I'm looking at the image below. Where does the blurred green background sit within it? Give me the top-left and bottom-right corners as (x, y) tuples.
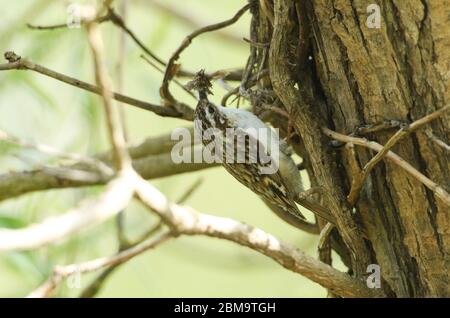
(0, 0), (343, 297)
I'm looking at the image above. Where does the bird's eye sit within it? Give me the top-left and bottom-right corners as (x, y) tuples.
(207, 105), (215, 114)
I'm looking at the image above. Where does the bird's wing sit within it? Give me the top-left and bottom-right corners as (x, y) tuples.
(220, 125), (306, 221)
(219, 106), (293, 156)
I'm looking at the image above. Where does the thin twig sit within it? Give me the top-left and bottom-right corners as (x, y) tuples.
(28, 231), (172, 298)
(114, 0), (130, 250)
(426, 130), (450, 152)
(160, 4), (250, 112)
(0, 129), (113, 177)
(176, 178), (204, 204)
(323, 127), (450, 207)
(346, 105), (450, 205)
(143, 0), (245, 45)
(221, 69), (269, 106)
(27, 15), (110, 30)
(27, 8), (173, 75)
(243, 37), (270, 48)
(87, 20), (130, 170)
(0, 147), (214, 202)
(79, 220), (164, 298)
(140, 54), (196, 99)
(318, 223), (335, 253)
(106, 9), (168, 69)
(107, 7), (243, 82)
(317, 222), (335, 297)
(239, 11), (258, 97)
(96, 126), (198, 161)
(354, 120), (404, 135)
(0, 52), (183, 118)
(27, 8), (244, 84)
(115, 0), (129, 140)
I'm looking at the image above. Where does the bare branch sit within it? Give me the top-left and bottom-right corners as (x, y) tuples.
(14, 169), (381, 298)
(347, 105), (450, 205)
(27, 231), (171, 298)
(426, 130), (450, 153)
(140, 54), (196, 100)
(6, 163), (380, 298)
(134, 176), (384, 298)
(113, 0), (130, 250)
(0, 129), (113, 177)
(354, 120), (404, 135)
(27, 8), (243, 84)
(0, 52), (182, 118)
(27, 15), (110, 30)
(86, 18), (130, 170)
(98, 126), (197, 160)
(160, 4), (250, 113)
(318, 222), (335, 297)
(105, 8), (243, 82)
(79, 176), (200, 298)
(176, 178), (203, 204)
(0, 170), (135, 252)
(0, 147), (215, 202)
(79, 218), (164, 298)
(323, 128), (450, 207)
(143, 0), (245, 45)
(115, 0), (129, 140)
(318, 223), (335, 252)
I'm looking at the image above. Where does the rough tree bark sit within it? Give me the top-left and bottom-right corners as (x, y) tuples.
(251, 0), (449, 297)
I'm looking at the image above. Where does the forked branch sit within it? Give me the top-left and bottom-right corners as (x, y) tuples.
(323, 127), (450, 207)
(160, 4), (250, 113)
(344, 105), (450, 205)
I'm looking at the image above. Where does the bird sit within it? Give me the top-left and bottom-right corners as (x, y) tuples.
(186, 70), (335, 231)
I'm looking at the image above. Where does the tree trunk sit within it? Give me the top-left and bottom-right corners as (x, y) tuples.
(252, 0), (449, 297)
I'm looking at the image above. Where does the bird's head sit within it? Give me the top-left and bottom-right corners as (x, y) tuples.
(185, 69), (213, 100)
(187, 70), (230, 132)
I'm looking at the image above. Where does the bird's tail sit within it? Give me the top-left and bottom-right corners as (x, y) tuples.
(295, 197), (336, 225)
(260, 198), (319, 234)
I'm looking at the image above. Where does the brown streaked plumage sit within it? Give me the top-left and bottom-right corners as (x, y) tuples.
(188, 70), (335, 229)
